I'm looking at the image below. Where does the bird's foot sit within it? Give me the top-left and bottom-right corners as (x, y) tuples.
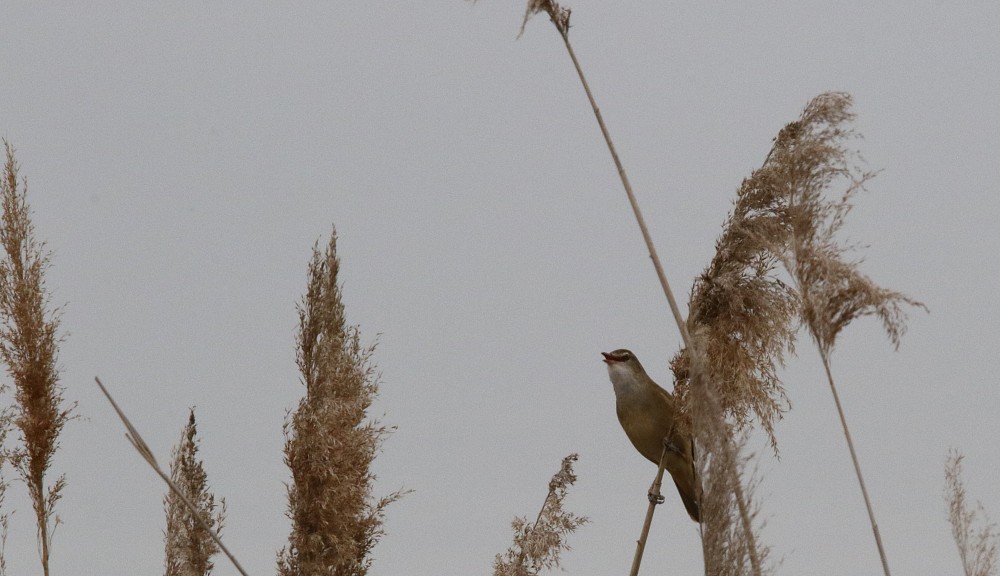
(662, 436), (681, 455)
(647, 491), (665, 505)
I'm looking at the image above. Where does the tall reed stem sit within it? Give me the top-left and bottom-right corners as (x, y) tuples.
(629, 446), (668, 576)
(542, 9), (764, 574)
(819, 355), (892, 576)
(549, 15), (689, 348)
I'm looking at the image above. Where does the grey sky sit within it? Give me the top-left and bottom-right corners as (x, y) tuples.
(1, 1), (998, 575)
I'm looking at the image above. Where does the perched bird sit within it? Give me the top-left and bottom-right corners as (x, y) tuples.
(602, 348), (700, 522)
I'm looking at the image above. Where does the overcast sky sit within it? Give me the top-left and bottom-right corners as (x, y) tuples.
(1, 1), (999, 575)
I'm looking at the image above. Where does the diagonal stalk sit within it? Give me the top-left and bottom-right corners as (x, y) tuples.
(95, 378), (250, 576)
(540, 8), (766, 575)
(629, 445), (668, 576)
(818, 354), (892, 576)
(548, 15), (689, 349)
(515, 484), (557, 573)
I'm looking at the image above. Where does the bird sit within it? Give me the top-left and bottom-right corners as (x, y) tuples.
(602, 348), (700, 522)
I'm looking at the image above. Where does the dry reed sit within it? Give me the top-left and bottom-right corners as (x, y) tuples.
(687, 341), (771, 576)
(776, 92), (923, 576)
(518, 0), (691, 341)
(500, 4), (924, 575)
(163, 409), (226, 576)
(627, 448), (669, 576)
(945, 451), (999, 576)
(673, 128), (800, 450)
(682, 93), (923, 576)
(277, 228), (404, 576)
(95, 378), (249, 576)
(514, 4), (772, 574)
(773, 93), (923, 357)
(0, 141), (73, 576)
(493, 454), (588, 576)
(0, 414), (8, 576)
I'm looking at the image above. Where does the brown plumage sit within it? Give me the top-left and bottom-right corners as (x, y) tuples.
(602, 349), (700, 522)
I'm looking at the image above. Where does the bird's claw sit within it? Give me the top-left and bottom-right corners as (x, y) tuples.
(662, 436), (681, 455)
(647, 491), (665, 505)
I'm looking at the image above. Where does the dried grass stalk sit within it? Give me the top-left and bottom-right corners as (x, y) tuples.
(677, 93), (924, 576)
(277, 228), (404, 576)
(779, 92), (925, 576)
(494, 454), (588, 576)
(518, 0), (571, 37)
(95, 378), (249, 576)
(945, 451), (999, 576)
(516, 4), (772, 573)
(164, 409), (227, 576)
(0, 412), (8, 576)
(0, 141), (74, 576)
(512, 4), (920, 573)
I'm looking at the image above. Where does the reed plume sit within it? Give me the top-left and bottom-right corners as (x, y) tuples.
(945, 451), (999, 576)
(493, 454), (588, 576)
(673, 127), (800, 449)
(777, 92), (923, 576)
(686, 339), (771, 576)
(163, 409), (226, 576)
(0, 141), (74, 576)
(773, 93), (923, 357)
(278, 228), (404, 576)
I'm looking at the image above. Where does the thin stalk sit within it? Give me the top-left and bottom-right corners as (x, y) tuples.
(729, 439), (762, 575)
(629, 445), (668, 576)
(95, 378), (250, 576)
(549, 17), (690, 349)
(819, 355), (892, 576)
(515, 486), (557, 573)
(549, 12), (764, 576)
(545, 11), (764, 575)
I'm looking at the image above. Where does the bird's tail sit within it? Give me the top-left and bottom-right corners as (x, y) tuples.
(673, 478), (701, 523)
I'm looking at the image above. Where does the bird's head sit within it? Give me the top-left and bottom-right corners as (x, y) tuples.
(601, 348), (647, 386)
(601, 348), (635, 365)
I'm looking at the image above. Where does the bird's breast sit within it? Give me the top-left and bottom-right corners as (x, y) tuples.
(616, 395), (676, 465)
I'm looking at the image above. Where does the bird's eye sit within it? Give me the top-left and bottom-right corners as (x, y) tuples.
(621, 352), (631, 361)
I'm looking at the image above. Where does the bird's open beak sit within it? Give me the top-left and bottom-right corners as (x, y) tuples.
(601, 351), (615, 364)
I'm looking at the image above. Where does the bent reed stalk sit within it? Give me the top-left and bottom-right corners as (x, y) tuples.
(514, 3), (771, 575)
(517, 3), (764, 574)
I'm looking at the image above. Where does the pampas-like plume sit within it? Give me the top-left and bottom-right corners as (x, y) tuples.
(163, 409), (226, 576)
(778, 92), (923, 576)
(677, 93), (923, 576)
(687, 339), (771, 576)
(775, 93), (924, 356)
(945, 451), (999, 576)
(673, 123), (801, 448)
(493, 454), (588, 576)
(278, 228), (404, 576)
(0, 141), (74, 576)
